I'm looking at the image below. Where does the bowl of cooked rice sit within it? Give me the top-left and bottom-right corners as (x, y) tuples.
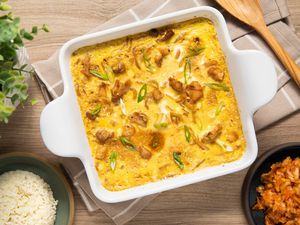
(0, 152), (74, 225)
(242, 143), (300, 225)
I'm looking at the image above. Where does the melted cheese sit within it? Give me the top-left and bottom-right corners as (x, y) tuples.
(70, 18), (246, 191)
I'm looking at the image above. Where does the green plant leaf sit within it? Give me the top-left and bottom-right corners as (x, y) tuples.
(31, 26), (38, 35)
(22, 31), (34, 40)
(30, 98), (38, 105)
(0, 1), (48, 123)
(42, 24), (49, 32)
(0, 2), (11, 11)
(0, 18), (19, 42)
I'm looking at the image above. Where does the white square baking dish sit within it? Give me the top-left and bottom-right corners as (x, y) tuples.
(40, 6), (277, 203)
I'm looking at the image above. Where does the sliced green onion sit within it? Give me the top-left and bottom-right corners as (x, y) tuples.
(150, 135), (160, 149)
(143, 53), (154, 73)
(154, 122), (168, 129)
(204, 82), (229, 92)
(90, 104), (101, 116)
(119, 98), (127, 115)
(89, 70), (109, 80)
(184, 47), (205, 59)
(184, 125), (191, 143)
(196, 118), (203, 131)
(173, 152), (184, 170)
(109, 151), (117, 171)
(103, 65), (115, 82)
(119, 136), (136, 150)
(137, 84), (147, 103)
(215, 101), (225, 116)
(183, 58), (191, 84)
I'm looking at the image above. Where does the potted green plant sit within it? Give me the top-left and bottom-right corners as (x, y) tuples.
(0, 0), (48, 123)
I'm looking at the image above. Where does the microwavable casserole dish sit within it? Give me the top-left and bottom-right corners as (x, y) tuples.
(40, 6), (277, 203)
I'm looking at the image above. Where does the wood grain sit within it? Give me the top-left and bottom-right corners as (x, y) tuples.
(217, 0), (300, 87)
(0, 1), (299, 225)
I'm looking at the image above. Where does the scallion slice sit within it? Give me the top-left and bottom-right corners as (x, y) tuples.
(183, 58), (191, 84)
(204, 82), (229, 92)
(109, 151), (117, 171)
(184, 125), (191, 143)
(215, 101), (225, 116)
(89, 70), (109, 80)
(137, 84), (147, 103)
(173, 152), (184, 170)
(119, 136), (136, 151)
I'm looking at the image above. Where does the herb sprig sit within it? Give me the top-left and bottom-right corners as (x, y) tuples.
(0, 1), (49, 123)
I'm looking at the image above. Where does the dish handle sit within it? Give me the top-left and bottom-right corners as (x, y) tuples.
(40, 94), (86, 158)
(228, 50), (278, 115)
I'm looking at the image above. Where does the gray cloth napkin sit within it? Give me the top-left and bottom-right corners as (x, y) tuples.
(32, 0), (300, 224)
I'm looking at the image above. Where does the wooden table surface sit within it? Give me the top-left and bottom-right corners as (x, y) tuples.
(0, 0), (300, 224)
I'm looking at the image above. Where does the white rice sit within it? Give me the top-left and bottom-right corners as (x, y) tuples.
(0, 170), (58, 225)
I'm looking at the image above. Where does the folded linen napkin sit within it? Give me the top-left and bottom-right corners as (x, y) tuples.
(32, 0), (300, 224)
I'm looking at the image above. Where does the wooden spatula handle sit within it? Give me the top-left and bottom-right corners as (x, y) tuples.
(256, 25), (300, 87)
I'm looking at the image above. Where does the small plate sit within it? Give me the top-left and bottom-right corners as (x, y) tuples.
(0, 152), (74, 225)
(242, 142), (300, 225)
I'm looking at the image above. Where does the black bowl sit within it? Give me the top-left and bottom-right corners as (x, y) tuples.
(242, 142), (300, 225)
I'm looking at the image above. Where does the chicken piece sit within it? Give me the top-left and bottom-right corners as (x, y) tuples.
(99, 82), (108, 98)
(112, 62), (126, 74)
(138, 146), (152, 160)
(154, 53), (163, 67)
(159, 46), (170, 56)
(86, 112), (96, 121)
(169, 77), (184, 93)
(122, 124), (136, 137)
(75, 84), (81, 96)
(80, 55), (91, 77)
(207, 66), (224, 82)
(154, 47), (170, 67)
(157, 29), (174, 42)
(226, 132), (239, 143)
(149, 28), (160, 37)
(185, 81), (203, 104)
(151, 89), (164, 102)
(96, 130), (114, 144)
(170, 112), (182, 125)
(149, 132), (164, 151)
(204, 59), (218, 67)
(202, 124), (222, 144)
(174, 32), (186, 43)
(129, 112), (148, 127)
(111, 79), (131, 103)
(132, 47), (141, 69)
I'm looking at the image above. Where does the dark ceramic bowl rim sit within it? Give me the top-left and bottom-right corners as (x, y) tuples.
(0, 152), (75, 225)
(242, 142), (300, 225)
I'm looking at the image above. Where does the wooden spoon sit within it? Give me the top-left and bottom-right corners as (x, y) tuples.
(216, 0), (300, 87)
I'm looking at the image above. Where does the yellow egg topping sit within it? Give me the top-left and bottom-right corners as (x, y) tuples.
(70, 18), (246, 191)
